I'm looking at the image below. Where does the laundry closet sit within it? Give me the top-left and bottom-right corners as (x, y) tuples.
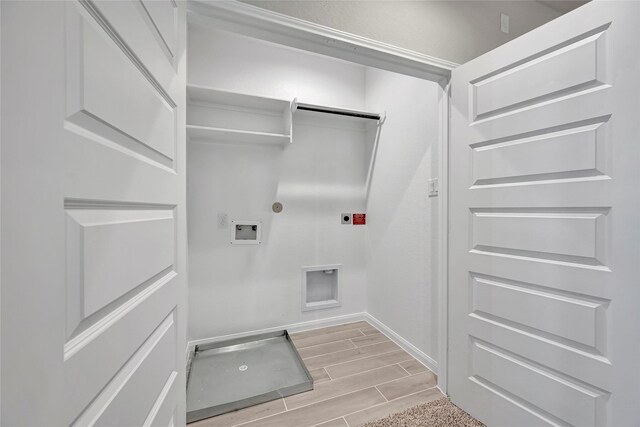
(183, 16), (443, 420)
(186, 24), (441, 349)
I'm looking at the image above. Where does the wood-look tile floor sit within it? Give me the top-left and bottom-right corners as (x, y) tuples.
(190, 321), (445, 427)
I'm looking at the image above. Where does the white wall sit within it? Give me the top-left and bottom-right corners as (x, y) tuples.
(187, 27), (371, 341)
(365, 69), (441, 365)
(188, 25), (366, 110)
(241, 0), (570, 64)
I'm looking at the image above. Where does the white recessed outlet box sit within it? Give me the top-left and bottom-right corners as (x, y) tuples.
(501, 13), (510, 34)
(428, 178), (439, 197)
(230, 220), (262, 244)
(301, 264), (341, 311)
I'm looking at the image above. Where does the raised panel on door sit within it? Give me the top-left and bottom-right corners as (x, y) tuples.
(2, 1), (186, 424)
(140, 0), (178, 60)
(469, 339), (608, 427)
(63, 271), (179, 425)
(471, 207), (609, 266)
(72, 311), (178, 427)
(449, 2), (640, 426)
(470, 273), (608, 353)
(64, 1), (185, 425)
(470, 119), (609, 187)
(65, 2), (177, 168)
(65, 208), (175, 330)
(470, 27), (608, 121)
(89, 0), (179, 92)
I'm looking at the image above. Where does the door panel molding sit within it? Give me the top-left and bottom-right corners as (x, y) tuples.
(66, 3), (177, 168)
(139, 0), (178, 62)
(449, 3), (640, 425)
(470, 24), (610, 122)
(470, 273), (609, 354)
(71, 311), (177, 426)
(470, 207), (610, 267)
(471, 119), (610, 187)
(1, 1), (187, 425)
(470, 338), (609, 427)
(76, 0), (176, 107)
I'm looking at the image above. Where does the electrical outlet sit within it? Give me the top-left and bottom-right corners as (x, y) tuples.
(428, 178), (439, 197)
(353, 213), (366, 225)
(501, 13), (510, 34)
(217, 213), (228, 229)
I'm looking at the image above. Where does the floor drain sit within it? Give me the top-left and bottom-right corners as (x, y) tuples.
(238, 364), (248, 372)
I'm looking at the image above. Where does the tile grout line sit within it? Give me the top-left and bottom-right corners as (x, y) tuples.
(233, 408), (284, 427)
(351, 333), (388, 346)
(292, 325), (370, 346)
(290, 322), (372, 340)
(280, 386), (385, 419)
(222, 354), (426, 425)
(315, 363), (399, 385)
(330, 359), (417, 384)
(340, 385), (442, 424)
(307, 348), (406, 372)
(290, 320), (363, 338)
(285, 370), (433, 414)
(343, 416), (351, 427)
(232, 385), (384, 427)
(304, 347), (399, 370)
(231, 404), (289, 427)
(296, 323), (376, 349)
(323, 348), (413, 376)
(388, 385), (439, 402)
(301, 338), (358, 356)
(397, 363), (413, 376)
(309, 351), (415, 384)
(301, 337), (392, 361)
(324, 367), (333, 381)
(308, 416), (349, 427)
(374, 385), (388, 402)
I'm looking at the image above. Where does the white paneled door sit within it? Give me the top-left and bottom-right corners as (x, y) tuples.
(1, 1), (187, 426)
(449, 1), (640, 426)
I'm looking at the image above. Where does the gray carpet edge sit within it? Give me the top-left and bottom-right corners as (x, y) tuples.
(362, 397), (485, 427)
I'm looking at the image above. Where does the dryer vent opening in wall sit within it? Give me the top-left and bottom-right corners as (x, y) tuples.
(301, 265), (342, 311)
(231, 221), (262, 244)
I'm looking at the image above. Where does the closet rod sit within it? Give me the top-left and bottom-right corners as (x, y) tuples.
(293, 101), (381, 121)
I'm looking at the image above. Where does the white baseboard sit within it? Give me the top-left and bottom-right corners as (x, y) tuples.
(187, 312), (368, 350)
(186, 312), (439, 381)
(363, 313), (439, 375)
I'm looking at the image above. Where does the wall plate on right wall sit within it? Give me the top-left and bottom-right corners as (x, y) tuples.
(428, 178), (439, 197)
